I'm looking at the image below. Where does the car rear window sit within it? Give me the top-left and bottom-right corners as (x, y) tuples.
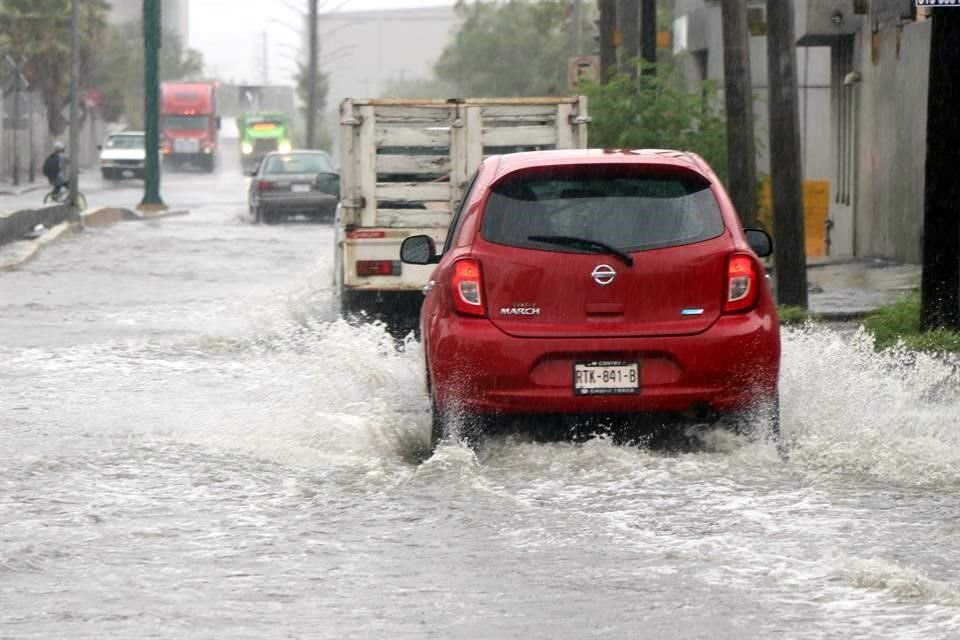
(105, 135), (144, 149)
(480, 165), (725, 252)
(263, 154), (333, 175)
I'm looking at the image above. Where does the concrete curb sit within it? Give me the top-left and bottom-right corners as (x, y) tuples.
(811, 310), (870, 323)
(0, 221), (78, 272)
(0, 205), (189, 272)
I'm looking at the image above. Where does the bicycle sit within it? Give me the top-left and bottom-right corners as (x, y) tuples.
(43, 185), (87, 210)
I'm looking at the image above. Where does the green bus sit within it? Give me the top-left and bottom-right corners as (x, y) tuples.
(239, 112), (291, 170)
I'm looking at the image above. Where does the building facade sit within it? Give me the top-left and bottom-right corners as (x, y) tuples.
(673, 0), (929, 263)
(315, 6), (461, 107)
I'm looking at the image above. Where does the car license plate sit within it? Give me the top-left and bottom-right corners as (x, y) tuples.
(173, 138), (199, 153)
(573, 361), (639, 395)
(122, 170), (134, 178)
(291, 184), (310, 193)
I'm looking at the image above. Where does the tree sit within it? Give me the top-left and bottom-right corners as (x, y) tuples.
(294, 60), (331, 150)
(765, 0), (807, 309)
(581, 59), (728, 183)
(720, 0), (757, 227)
(0, 0), (108, 136)
(379, 76), (455, 99)
(921, 9), (960, 331)
(434, 0), (574, 97)
(91, 20), (204, 125)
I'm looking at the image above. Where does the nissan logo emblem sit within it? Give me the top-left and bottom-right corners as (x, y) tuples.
(591, 264), (617, 286)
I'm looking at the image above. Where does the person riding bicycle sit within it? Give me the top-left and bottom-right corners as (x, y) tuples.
(42, 141), (69, 198)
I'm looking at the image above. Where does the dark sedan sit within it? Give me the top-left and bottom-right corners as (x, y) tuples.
(247, 151), (339, 224)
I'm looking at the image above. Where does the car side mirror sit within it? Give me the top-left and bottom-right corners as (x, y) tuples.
(245, 169), (257, 177)
(745, 228), (773, 258)
(400, 234), (439, 265)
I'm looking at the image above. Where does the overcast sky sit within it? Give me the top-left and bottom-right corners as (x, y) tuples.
(189, 0), (456, 85)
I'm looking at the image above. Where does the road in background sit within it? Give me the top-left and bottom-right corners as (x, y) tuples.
(1, 144), (959, 638)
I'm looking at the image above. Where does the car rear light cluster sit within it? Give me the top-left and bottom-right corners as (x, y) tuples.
(257, 180), (275, 191)
(356, 260), (401, 277)
(451, 259), (485, 316)
(723, 253), (759, 312)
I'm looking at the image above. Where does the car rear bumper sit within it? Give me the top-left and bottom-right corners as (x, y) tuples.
(428, 311), (780, 416)
(257, 193), (337, 214)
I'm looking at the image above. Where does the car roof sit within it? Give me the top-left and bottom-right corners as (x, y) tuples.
(490, 148), (712, 180)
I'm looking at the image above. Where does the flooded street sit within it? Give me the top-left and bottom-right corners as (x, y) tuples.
(2, 170), (960, 639)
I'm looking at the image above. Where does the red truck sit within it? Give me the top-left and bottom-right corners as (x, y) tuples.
(160, 81), (220, 172)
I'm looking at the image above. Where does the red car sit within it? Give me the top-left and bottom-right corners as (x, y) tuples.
(401, 149), (780, 450)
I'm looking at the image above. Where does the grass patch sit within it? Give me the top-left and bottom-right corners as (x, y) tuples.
(863, 290), (960, 353)
(778, 305), (821, 325)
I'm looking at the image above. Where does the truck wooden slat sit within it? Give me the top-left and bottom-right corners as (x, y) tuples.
(375, 210), (453, 228)
(376, 127), (450, 148)
(480, 104), (562, 121)
(481, 125), (559, 148)
(376, 182), (451, 203)
(372, 105), (457, 123)
(377, 154), (451, 175)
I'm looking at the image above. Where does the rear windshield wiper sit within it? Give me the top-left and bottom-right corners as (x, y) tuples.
(527, 235), (634, 267)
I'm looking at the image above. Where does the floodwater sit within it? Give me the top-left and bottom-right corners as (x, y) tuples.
(2, 169), (959, 639)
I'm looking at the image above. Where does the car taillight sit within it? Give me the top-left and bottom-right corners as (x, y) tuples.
(723, 253), (759, 312)
(257, 180), (275, 191)
(356, 260), (401, 276)
(451, 258), (485, 317)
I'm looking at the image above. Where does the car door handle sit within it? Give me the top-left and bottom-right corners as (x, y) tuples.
(422, 280), (435, 295)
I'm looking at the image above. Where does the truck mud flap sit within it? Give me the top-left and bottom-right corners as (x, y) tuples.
(340, 289), (423, 339)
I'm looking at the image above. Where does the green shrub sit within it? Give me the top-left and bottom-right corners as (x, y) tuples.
(580, 59), (727, 183)
(778, 305), (821, 325)
(864, 290), (960, 353)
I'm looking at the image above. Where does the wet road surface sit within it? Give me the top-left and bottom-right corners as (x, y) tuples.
(2, 157), (960, 639)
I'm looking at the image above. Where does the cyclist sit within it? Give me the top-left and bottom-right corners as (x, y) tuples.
(42, 141), (69, 198)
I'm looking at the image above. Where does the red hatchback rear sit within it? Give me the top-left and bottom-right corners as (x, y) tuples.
(401, 149), (780, 449)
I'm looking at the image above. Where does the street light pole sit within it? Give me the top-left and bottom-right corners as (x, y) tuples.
(68, 0), (80, 208)
(140, 0), (166, 210)
(307, 0), (318, 148)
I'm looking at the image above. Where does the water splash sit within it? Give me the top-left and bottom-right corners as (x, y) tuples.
(781, 323), (960, 487)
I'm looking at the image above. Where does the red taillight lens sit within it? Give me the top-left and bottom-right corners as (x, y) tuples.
(724, 254), (759, 312)
(257, 180), (275, 191)
(356, 260), (401, 277)
(451, 259), (485, 317)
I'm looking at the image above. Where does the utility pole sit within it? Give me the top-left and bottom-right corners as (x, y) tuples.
(140, 0), (165, 210)
(765, 0), (807, 308)
(572, 0), (583, 56)
(641, 0), (657, 71)
(262, 31), (269, 84)
(921, 9), (960, 331)
(307, 0), (318, 148)
(721, 0), (757, 227)
(598, 0), (617, 81)
(620, 0), (639, 68)
(68, 0), (80, 208)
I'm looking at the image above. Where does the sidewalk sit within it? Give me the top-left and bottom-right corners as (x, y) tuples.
(804, 258), (920, 320)
(0, 180), (47, 197)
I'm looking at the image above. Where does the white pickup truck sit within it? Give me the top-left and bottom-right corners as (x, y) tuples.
(334, 96), (590, 334)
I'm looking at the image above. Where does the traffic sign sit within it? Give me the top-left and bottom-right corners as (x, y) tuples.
(568, 55), (600, 90)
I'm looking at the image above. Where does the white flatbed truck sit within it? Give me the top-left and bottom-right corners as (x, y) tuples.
(334, 96), (589, 334)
